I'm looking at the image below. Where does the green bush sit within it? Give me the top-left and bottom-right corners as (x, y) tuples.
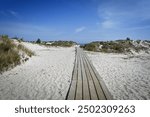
(84, 43), (97, 51)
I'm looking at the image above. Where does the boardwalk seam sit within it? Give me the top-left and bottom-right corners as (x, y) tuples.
(74, 49), (78, 100)
(84, 54), (108, 99)
(82, 53), (91, 100)
(83, 54), (99, 99)
(80, 54), (84, 100)
(65, 47), (77, 100)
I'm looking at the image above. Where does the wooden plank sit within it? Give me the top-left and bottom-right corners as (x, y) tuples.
(67, 81), (76, 100)
(66, 47), (112, 100)
(80, 54), (90, 100)
(83, 54), (106, 100)
(84, 52), (113, 100)
(82, 51), (98, 100)
(75, 50), (83, 100)
(72, 50), (78, 81)
(66, 48), (78, 100)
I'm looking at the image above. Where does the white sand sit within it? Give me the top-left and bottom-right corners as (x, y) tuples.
(87, 52), (150, 100)
(0, 42), (75, 100)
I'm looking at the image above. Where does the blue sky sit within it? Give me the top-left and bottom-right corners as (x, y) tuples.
(0, 0), (150, 43)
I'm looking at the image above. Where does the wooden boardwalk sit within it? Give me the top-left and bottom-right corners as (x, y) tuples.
(66, 47), (113, 100)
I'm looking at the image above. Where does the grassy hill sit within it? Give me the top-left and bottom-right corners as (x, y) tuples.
(81, 39), (150, 54)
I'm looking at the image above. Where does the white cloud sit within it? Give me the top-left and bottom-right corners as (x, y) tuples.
(75, 26), (86, 33)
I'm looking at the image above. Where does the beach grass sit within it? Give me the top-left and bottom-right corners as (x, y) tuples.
(0, 36), (20, 72)
(0, 36), (34, 73)
(17, 44), (35, 57)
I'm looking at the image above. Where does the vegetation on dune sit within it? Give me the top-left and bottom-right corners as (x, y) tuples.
(0, 35), (34, 73)
(35, 38), (76, 47)
(0, 35), (20, 72)
(12, 36), (24, 43)
(83, 42), (98, 51)
(82, 38), (150, 53)
(50, 41), (76, 47)
(17, 44), (35, 57)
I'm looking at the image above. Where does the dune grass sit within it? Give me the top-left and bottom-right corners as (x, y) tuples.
(17, 44), (35, 57)
(0, 36), (34, 73)
(0, 36), (20, 72)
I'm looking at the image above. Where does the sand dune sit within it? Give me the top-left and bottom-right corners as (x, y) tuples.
(0, 42), (75, 99)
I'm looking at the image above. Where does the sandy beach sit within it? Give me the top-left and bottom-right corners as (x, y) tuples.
(1, 41), (150, 100)
(87, 51), (150, 99)
(0, 42), (75, 99)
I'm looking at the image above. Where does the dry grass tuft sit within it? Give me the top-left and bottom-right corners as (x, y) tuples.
(0, 36), (20, 72)
(0, 36), (34, 73)
(17, 44), (35, 57)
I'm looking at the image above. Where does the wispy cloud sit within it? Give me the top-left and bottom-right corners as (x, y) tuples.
(75, 26), (86, 33)
(0, 10), (19, 18)
(97, 0), (150, 30)
(92, 0), (150, 40)
(8, 10), (18, 17)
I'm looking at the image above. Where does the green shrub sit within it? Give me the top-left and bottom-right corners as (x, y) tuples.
(112, 44), (124, 53)
(84, 43), (97, 51)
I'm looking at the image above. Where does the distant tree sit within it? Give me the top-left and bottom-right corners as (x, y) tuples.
(36, 38), (41, 43)
(126, 37), (130, 41)
(20, 38), (24, 42)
